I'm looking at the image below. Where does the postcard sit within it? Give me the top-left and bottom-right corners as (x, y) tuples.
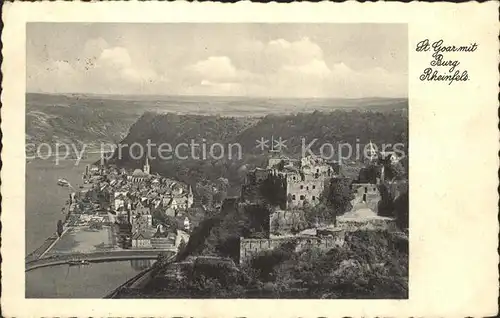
(1, 1), (498, 317)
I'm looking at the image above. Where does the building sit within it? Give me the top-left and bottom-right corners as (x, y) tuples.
(128, 158), (152, 184)
(133, 200), (151, 217)
(285, 170), (326, 208)
(366, 140), (378, 163)
(281, 156), (334, 209)
(132, 231), (152, 248)
(349, 182), (381, 213)
(113, 191), (128, 213)
(143, 156), (151, 175)
(162, 186), (194, 211)
(131, 201), (153, 235)
(128, 169), (150, 184)
(242, 155), (337, 209)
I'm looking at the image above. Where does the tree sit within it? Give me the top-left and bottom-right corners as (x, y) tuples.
(260, 175), (287, 209)
(358, 165), (379, 183)
(384, 162), (405, 181)
(377, 183), (394, 217)
(326, 178), (354, 217)
(393, 191), (409, 230)
(56, 220), (64, 237)
(177, 238), (187, 254)
(157, 251), (172, 267)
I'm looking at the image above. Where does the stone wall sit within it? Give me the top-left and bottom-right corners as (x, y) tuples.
(270, 209), (307, 234)
(150, 237), (175, 249)
(239, 234), (346, 264)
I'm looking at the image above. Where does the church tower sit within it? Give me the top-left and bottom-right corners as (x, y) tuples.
(143, 156), (151, 175)
(366, 140), (378, 163)
(187, 185), (194, 208)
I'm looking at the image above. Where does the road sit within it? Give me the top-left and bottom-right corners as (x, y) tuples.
(104, 253), (177, 299)
(25, 248), (177, 272)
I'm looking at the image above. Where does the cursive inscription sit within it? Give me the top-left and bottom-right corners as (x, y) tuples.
(416, 39), (478, 84)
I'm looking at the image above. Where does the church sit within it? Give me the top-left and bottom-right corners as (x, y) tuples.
(128, 157), (152, 183)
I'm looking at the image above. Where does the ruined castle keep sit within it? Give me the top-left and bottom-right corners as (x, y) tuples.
(243, 155), (336, 209)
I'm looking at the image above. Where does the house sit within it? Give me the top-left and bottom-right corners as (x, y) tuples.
(132, 231), (152, 248)
(134, 200), (151, 216)
(114, 191), (128, 212)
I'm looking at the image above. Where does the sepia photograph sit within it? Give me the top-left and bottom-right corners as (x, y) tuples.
(23, 23), (410, 299)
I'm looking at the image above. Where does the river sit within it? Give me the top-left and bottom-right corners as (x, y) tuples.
(25, 156), (149, 298)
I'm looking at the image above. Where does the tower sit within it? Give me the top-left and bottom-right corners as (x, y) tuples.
(366, 140), (378, 163)
(143, 156), (151, 175)
(187, 186), (194, 208)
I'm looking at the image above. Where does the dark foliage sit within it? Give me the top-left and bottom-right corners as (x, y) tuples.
(358, 164), (379, 183)
(325, 177), (355, 216)
(126, 230), (407, 299)
(56, 220), (64, 237)
(393, 191), (409, 230)
(377, 183), (395, 217)
(259, 175), (287, 209)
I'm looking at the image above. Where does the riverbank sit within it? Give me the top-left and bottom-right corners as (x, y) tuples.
(25, 155), (102, 255)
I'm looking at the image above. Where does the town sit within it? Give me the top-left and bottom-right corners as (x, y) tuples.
(26, 139), (408, 299)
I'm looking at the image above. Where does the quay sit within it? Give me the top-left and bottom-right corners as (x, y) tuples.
(25, 234), (59, 263)
(25, 228), (69, 263)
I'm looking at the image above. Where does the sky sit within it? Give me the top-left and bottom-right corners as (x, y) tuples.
(27, 23), (407, 98)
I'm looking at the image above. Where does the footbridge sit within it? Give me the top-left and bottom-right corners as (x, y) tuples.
(25, 248), (177, 272)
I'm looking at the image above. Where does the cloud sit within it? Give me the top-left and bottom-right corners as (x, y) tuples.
(28, 35), (406, 98)
(96, 46), (162, 84)
(265, 37), (324, 67)
(281, 59), (332, 78)
(99, 47), (132, 69)
(187, 56), (250, 82)
(28, 40), (169, 94)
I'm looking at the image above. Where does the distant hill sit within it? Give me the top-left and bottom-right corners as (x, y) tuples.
(26, 93), (141, 148)
(233, 110), (408, 156)
(110, 107), (408, 189)
(115, 109), (407, 159)
(26, 93), (407, 154)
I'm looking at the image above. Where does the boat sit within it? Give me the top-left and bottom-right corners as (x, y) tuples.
(57, 178), (70, 187)
(68, 259), (90, 266)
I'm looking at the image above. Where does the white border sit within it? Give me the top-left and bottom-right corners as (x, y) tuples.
(2, 2), (499, 317)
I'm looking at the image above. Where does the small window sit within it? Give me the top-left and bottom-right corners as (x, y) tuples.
(316, 168), (319, 173)
(312, 185), (316, 189)
(306, 186), (309, 190)
(293, 176), (296, 180)
(365, 187), (368, 193)
(292, 195), (296, 200)
(300, 195), (305, 200)
(300, 185), (304, 189)
(312, 196), (316, 201)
